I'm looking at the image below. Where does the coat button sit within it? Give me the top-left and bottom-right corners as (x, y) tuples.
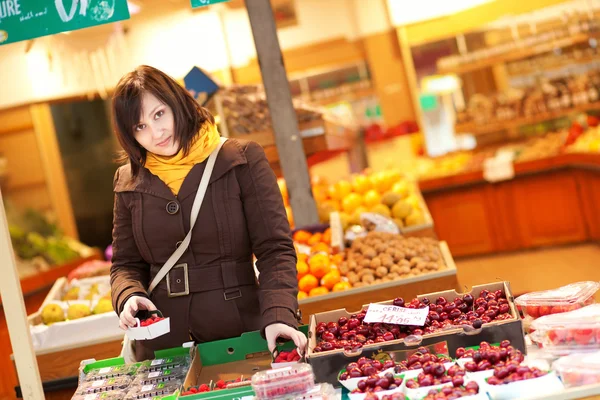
(166, 201), (180, 215)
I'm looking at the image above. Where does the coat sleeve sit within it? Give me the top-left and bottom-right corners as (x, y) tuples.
(110, 168), (150, 315)
(237, 141), (299, 332)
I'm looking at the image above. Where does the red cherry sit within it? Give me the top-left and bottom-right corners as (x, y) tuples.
(320, 342), (334, 351)
(348, 367), (363, 378)
(436, 297), (448, 306)
(338, 317), (348, 326)
(393, 297), (405, 307)
(383, 332), (395, 341)
(321, 331), (336, 341)
(452, 375), (464, 387)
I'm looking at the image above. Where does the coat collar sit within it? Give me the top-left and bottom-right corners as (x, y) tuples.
(113, 139), (248, 201)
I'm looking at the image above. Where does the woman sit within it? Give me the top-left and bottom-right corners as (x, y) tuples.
(110, 65), (306, 361)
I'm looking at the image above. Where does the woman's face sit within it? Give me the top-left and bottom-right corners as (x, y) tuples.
(134, 91), (179, 157)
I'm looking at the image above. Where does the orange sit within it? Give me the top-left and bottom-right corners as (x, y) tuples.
(293, 230), (312, 244)
(363, 189), (381, 208)
(333, 281), (352, 292)
(298, 274), (319, 293)
(307, 232), (323, 246)
(322, 228), (331, 244)
(308, 253), (331, 278)
(342, 193), (363, 214)
(297, 253), (308, 263)
(351, 175), (372, 194)
(321, 269), (341, 290)
(311, 175), (329, 187)
(309, 286), (329, 297)
(331, 253), (345, 266)
(328, 180), (352, 201)
(311, 242), (330, 254)
(296, 260), (309, 279)
(277, 178), (289, 206)
(298, 291), (308, 300)
(313, 185), (329, 202)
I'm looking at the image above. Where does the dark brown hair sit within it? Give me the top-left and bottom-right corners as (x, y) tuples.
(112, 65), (215, 177)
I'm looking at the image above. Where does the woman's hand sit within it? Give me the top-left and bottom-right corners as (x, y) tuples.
(119, 296), (157, 330)
(265, 323), (307, 355)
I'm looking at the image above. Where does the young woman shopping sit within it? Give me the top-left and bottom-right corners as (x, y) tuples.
(110, 65), (306, 361)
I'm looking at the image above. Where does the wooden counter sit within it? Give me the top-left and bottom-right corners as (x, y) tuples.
(419, 153), (600, 257)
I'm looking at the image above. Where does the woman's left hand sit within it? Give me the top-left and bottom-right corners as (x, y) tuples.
(265, 323), (308, 356)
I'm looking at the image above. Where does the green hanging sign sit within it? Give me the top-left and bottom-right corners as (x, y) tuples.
(190, 0), (230, 8)
(0, 0), (131, 46)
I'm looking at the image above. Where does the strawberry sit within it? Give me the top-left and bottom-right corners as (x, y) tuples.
(526, 306), (540, 318)
(548, 329), (568, 345)
(286, 351), (296, 362)
(190, 387), (198, 393)
(293, 355), (301, 361)
(574, 329), (595, 346)
(199, 384), (210, 392)
(216, 379), (226, 389)
(181, 391), (191, 396)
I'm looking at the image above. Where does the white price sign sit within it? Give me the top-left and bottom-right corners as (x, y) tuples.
(483, 152), (515, 183)
(364, 303), (429, 326)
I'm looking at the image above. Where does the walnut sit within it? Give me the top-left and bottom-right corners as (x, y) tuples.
(410, 257), (424, 267)
(358, 269), (372, 278)
(393, 250), (406, 262)
(362, 274), (375, 284)
(353, 282), (366, 288)
(339, 263), (350, 275)
(375, 243), (388, 253)
(370, 257), (382, 269)
(363, 248), (377, 260)
(348, 260), (358, 271)
(360, 259), (371, 269)
(382, 277), (392, 282)
(390, 265), (402, 274)
(375, 266), (388, 278)
(399, 266), (411, 275)
(347, 271), (359, 284)
(374, 279), (382, 285)
(385, 247), (396, 256)
(388, 272), (399, 279)
(381, 255), (394, 268)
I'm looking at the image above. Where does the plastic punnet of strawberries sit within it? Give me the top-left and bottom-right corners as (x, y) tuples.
(313, 289), (513, 354)
(274, 348), (301, 363)
(456, 340), (525, 373)
(139, 315), (165, 327)
(180, 378), (248, 396)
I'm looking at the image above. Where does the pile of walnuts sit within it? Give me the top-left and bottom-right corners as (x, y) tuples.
(338, 232), (446, 288)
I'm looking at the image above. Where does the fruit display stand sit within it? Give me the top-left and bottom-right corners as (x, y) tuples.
(419, 152), (600, 257)
(298, 241), (458, 324)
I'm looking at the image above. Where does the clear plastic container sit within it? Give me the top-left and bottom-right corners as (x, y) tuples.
(71, 390), (129, 400)
(137, 357), (190, 373)
(251, 364), (315, 399)
(85, 364), (139, 381)
(124, 381), (182, 399)
(553, 351), (600, 387)
(515, 281), (599, 320)
(76, 376), (133, 395)
(133, 366), (187, 385)
(530, 304), (600, 355)
(293, 383), (337, 399)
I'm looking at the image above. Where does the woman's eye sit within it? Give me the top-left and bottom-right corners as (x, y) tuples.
(154, 110), (164, 120)
(135, 124), (146, 132)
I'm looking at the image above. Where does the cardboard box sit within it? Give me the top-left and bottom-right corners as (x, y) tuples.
(306, 281), (525, 385)
(181, 326), (309, 399)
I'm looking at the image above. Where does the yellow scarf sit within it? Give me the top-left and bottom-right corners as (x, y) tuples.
(145, 122), (221, 195)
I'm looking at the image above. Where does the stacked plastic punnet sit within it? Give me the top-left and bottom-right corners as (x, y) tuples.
(516, 282), (600, 391)
(251, 364), (337, 400)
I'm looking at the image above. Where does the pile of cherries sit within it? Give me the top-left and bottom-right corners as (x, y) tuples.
(313, 290), (513, 354)
(487, 365), (547, 385)
(364, 393), (404, 400)
(351, 372), (403, 393)
(405, 362), (467, 390)
(339, 357), (395, 380)
(394, 347), (452, 373)
(456, 340), (525, 373)
(423, 382), (480, 399)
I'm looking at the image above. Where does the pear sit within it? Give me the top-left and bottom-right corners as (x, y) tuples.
(67, 304), (91, 320)
(41, 303), (65, 325)
(370, 204), (391, 218)
(392, 200), (413, 220)
(93, 299), (113, 314)
(405, 210), (426, 226)
(62, 286), (80, 301)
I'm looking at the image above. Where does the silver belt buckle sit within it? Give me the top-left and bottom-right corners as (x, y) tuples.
(166, 263), (189, 297)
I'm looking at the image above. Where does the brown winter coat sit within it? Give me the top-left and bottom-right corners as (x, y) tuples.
(110, 139), (299, 356)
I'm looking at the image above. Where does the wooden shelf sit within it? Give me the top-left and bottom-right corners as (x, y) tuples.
(455, 101), (600, 135)
(438, 33), (596, 75)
